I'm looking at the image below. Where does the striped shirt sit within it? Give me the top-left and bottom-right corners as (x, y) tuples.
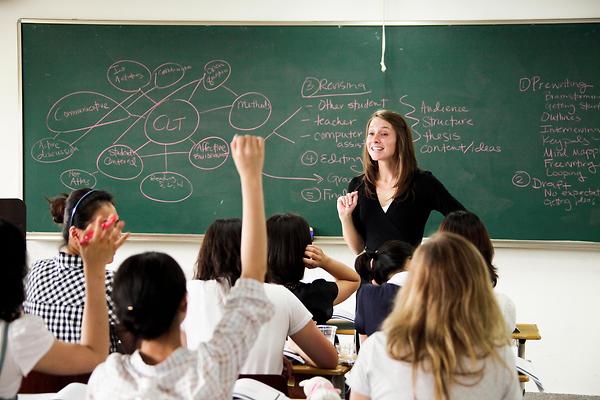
(24, 252), (119, 352)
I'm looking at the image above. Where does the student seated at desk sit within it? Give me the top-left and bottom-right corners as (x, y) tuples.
(0, 216), (128, 399)
(183, 218), (338, 374)
(439, 210), (516, 334)
(24, 188), (123, 352)
(354, 240), (413, 342)
(86, 136), (273, 400)
(266, 213), (360, 325)
(346, 232), (521, 400)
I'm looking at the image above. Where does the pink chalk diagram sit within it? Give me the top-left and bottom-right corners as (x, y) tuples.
(31, 59), (280, 203)
(31, 59), (422, 205)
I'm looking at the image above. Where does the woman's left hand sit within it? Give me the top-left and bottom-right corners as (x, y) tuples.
(303, 244), (330, 269)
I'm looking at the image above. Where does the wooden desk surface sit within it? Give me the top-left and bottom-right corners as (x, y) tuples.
(329, 320), (542, 340)
(513, 324), (541, 340)
(326, 319), (355, 335)
(291, 364), (350, 376)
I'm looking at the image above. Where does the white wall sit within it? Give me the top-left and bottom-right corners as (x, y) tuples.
(2, 0), (600, 395)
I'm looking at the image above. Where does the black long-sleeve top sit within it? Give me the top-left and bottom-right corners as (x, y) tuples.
(348, 170), (465, 251)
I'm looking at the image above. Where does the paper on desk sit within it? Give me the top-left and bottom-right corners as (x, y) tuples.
(283, 346), (306, 365)
(233, 378), (289, 400)
(331, 308), (354, 322)
(516, 357), (544, 392)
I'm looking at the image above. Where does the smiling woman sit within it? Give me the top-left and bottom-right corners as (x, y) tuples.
(336, 109), (465, 253)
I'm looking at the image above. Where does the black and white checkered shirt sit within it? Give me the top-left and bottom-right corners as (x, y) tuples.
(24, 252), (120, 352)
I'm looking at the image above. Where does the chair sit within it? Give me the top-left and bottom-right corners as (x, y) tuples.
(238, 374), (288, 396)
(19, 371), (90, 394)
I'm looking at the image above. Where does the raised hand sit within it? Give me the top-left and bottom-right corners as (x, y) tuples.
(75, 214), (129, 274)
(230, 135), (265, 180)
(230, 135), (267, 282)
(336, 191), (358, 219)
(303, 244), (330, 269)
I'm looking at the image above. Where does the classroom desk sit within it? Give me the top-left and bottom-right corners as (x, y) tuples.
(513, 323), (541, 359)
(289, 364), (350, 399)
(513, 324), (541, 392)
(330, 320), (542, 358)
(303, 322), (540, 396)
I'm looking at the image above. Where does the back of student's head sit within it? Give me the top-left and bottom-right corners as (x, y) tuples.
(193, 218), (242, 286)
(48, 188), (115, 245)
(383, 232), (507, 400)
(439, 210), (498, 286)
(266, 213), (311, 284)
(353, 252), (371, 284)
(0, 219), (27, 322)
(357, 240), (413, 285)
(113, 252), (186, 340)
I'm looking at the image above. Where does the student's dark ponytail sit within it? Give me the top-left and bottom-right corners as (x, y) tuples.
(47, 193), (68, 224)
(354, 252), (372, 283)
(113, 252), (186, 340)
(362, 240), (413, 285)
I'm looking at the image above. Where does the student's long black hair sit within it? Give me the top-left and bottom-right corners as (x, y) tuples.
(266, 213), (312, 284)
(113, 252), (186, 340)
(439, 210), (498, 287)
(193, 218), (242, 287)
(355, 240), (413, 285)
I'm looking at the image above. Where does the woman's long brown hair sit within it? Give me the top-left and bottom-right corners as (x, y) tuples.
(362, 110), (418, 200)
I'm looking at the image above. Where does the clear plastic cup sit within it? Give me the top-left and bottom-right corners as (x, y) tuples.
(316, 324), (337, 344)
(336, 336), (357, 365)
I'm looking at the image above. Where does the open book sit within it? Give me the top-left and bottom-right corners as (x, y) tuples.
(283, 346), (306, 365)
(233, 378), (289, 400)
(331, 308), (355, 322)
(516, 357), (544, 392)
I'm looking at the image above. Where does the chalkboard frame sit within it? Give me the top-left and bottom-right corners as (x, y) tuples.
(18, 18), (600, 249)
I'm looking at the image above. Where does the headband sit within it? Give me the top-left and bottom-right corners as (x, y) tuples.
(68, 189), (97, 228)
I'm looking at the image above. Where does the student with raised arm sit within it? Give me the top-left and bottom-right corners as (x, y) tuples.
(86, 135), (274, 400)
(25, 188), (124, 352)
(184, 218), (338, 374)
(267, 213), (360, 324)
(337, 109), (464, 255)
(346, 232), (520, 400)
(0, 216), (128, 399)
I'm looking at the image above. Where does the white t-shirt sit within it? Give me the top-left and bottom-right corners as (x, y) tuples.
(346, 332), (521, 400)
(495, 291), (517, 335)
(183, 281), (312, 374)
(0, 315), (54, 398)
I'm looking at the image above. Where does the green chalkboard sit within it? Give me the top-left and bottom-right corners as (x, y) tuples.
(21, 21), (600, 241)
